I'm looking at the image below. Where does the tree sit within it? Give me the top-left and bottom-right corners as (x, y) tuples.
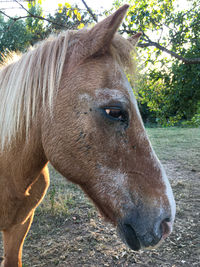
(114, 0), (200, 64)
(0, 14), (31, 59)
(0, 0), (199, 125)
(113, 0), (200, 125)
(26, 2), (46, 45)
(0, 1), (94, 57)
(46, 3), (93, 34)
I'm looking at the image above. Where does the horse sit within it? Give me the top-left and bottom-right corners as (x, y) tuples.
(0, 5), (175, 267)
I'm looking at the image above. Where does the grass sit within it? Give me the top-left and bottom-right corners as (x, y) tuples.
(36, 164), (95, 218)
(146, 127), (200, 171)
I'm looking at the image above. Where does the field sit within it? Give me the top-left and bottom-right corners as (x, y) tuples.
(0, 127), (200, 267)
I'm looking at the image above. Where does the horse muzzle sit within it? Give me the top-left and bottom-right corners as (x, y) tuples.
(118, 210), (173, 250)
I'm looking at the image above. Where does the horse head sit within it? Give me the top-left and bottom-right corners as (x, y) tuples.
(41, 5), (175, 250)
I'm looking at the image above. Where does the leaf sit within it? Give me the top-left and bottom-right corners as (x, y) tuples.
(77, 23), (84, 29)
(66, 10), (72, 18)
(76, 12), (81, 21)
(65, 2), (71, 9)
(58, 3), (63, 13)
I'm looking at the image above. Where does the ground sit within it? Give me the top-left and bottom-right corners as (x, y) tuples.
(0, 128), (200, 267)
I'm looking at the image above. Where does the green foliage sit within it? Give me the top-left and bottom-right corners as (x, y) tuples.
(0, 1), (46, 58)
(182, 102), (200, 127)
(0, 14), (31, 59)
(115, 0), (175, 60)
(0, 0), (199, 127)
(46, 4), (92, 34)
(0, 1), (93, 60)
(115, 0), (200, 126)
(137, 54), (200, 126)
(26, 2), (46, 45)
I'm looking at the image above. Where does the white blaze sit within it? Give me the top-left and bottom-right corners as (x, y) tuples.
(121, 71), (176, 222)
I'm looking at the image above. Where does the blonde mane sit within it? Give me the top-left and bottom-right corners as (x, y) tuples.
(0, 31), (73, 150)
(0, 30), (135, 150)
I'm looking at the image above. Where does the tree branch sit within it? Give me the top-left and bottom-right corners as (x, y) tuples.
(1, 0), (97, 33)
(81, 0), (98, 22)
(0, 10), (33, 33)
(138, 41), (200, 64)
(125, 30), (200, 65)
(13, 0), (68, 29)
(0, 10), (30, 21)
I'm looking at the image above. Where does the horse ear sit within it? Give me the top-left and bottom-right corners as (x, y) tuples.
(68, 5), (129, 71)
(127, 32), (142, 46)
(86, 4), (129, 54)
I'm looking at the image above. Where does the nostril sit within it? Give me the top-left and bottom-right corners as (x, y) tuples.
(161, 218), (172, 240)
(120, 222), (141, 250)
(164, 217), (171, 222)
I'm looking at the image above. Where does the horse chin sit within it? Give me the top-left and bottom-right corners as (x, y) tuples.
(117, 222), (165, 251)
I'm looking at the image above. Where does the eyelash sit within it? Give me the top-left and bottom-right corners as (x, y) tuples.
(103, 107), (129, 123)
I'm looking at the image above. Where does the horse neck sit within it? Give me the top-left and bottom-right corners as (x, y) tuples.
(0, 120), (48, 194)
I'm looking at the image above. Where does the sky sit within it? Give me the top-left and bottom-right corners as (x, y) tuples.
(0, 0), (190, 17)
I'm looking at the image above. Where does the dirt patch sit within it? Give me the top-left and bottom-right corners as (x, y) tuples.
(1, 161), (199, 267)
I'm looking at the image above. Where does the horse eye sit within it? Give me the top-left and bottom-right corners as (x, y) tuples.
(103, 107), (129, 124)
(105, 108), (123, 119)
